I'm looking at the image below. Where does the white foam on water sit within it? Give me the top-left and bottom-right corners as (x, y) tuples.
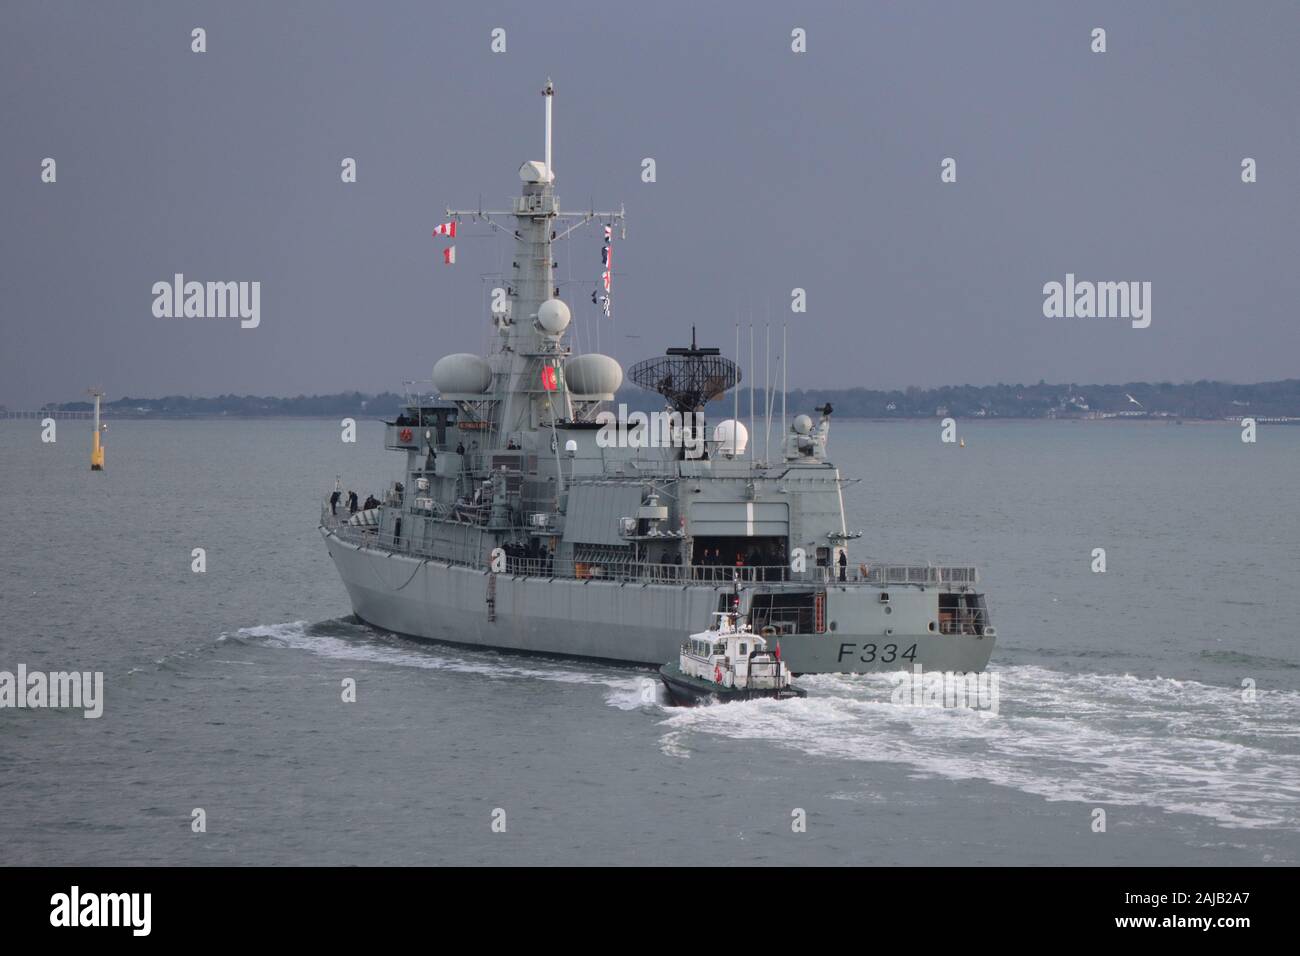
(603, 676), (667, 711)
(235, 620), (649, 701)
(237, 621), (1300, 830)
(655, 664), (1300, 831)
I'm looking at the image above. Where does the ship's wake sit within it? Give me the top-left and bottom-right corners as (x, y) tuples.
(233, 619), (1300, 831)
(230, 618), (657, 706)
(659, 666), (1300, 831)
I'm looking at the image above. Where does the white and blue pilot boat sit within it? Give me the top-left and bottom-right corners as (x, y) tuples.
(659, 606), (806, 706)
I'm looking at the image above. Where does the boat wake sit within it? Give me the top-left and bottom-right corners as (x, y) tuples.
(232, 619), (1299, 831)
(229, 618), (658, 708)
(658, 665), (1300, 831)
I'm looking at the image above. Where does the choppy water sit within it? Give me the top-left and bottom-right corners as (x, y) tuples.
(2, 418), (1297, 865)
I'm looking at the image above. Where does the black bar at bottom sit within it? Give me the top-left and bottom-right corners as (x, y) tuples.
(0, 866), (1286, 941)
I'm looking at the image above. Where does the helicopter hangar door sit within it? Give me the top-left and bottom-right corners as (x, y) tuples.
(689, 502), (789, 537)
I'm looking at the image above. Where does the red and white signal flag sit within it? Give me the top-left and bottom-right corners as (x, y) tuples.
(595, 222), (614, 313)
(432, 221), (457, 239)
(443, 246), (456, 265)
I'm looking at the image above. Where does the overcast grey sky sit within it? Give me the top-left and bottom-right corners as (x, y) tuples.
(1, 1), (1297, 408)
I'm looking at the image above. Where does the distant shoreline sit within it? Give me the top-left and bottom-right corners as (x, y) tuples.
(3, 413), (1290, 425)
(6, 378), (1299, 423)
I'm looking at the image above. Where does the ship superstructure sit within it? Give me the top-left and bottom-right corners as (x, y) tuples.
(320, 83), (996, 673)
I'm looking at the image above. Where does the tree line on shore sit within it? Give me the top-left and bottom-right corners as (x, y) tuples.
(33, 379), (1300, 420)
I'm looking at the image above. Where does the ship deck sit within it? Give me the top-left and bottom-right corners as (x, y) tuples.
(321, 511), (979, 591)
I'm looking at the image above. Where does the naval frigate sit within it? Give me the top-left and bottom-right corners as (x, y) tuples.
(320, 82), (996, 674)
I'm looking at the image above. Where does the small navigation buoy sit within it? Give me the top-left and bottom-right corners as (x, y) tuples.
(88, 388), (106, 471)
(959, 437), (966, 448)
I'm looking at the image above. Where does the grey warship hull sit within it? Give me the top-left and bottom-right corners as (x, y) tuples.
(322, 528), (996, 674)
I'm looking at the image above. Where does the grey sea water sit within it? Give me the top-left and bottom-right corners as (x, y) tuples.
(1, 418), (1297, 865)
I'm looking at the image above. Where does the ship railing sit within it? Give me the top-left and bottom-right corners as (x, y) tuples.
(938, 610), (990, 636)
(320, 514), (980, 589)
(320, 504), (383, 535)
(855, 563), (979, 586)
(320, 504), (343, 529)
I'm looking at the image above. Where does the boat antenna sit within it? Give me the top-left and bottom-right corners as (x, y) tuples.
(781, 323), (787, 450)
(749, 324), (755, 464)
(733, 322), (740, 450)
(765, 322), (771, 463)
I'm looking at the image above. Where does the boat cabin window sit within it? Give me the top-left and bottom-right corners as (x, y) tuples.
(739, 643), (747, 655)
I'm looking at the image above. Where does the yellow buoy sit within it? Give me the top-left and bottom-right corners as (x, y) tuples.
(88, 388), (105, 471)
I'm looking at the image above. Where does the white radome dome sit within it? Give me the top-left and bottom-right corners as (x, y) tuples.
(793, 414), (813, 435)
(564, 353), (623, 395)
(432, 353), (492, 395)
(714, 419), (749, 456)
(536, 298), (571, 335)
(519, 160), (554, 184)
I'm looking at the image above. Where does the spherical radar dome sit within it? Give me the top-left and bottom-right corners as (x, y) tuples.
(714, 419), (749, 455)
(519, 160), (554, 184)
(563, 353), (623, 395)
(432, 353), (493, 395)
(537, 298), (571, 335)
(793, 414), (813, 435)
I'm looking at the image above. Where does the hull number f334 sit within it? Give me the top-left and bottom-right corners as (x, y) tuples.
(837, 643), (917, 665)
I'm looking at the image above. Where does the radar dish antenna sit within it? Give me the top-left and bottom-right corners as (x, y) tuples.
(628, 326), (741, 413)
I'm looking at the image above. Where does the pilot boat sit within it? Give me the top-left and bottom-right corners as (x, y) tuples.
(659, 605), (806, 706)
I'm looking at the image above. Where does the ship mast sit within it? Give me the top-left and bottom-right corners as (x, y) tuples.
(445, 80), (625, 448)
(544, 77), (552, 182)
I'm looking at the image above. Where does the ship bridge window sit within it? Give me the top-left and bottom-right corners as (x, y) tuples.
(738, 643), (747, 656)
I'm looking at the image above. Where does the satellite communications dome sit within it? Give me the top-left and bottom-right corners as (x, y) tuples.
(536, 298), (571, 335)
(433, 353), (493, 395)
(793, 414), (813, 435)
(564, 353), (623, 395)
(519, 160), (554, 184)
(714, 419), (749, 456)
